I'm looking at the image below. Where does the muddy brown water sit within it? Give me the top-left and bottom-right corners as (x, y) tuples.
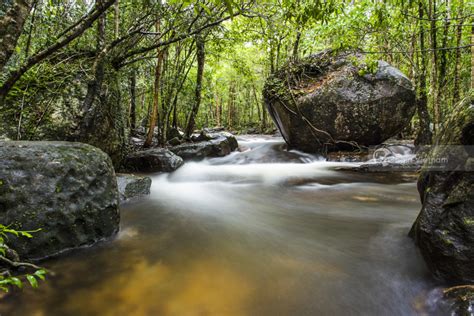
(0, 136), (436, 316)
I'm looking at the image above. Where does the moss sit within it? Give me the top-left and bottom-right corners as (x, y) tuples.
(463, 218), (474, 226)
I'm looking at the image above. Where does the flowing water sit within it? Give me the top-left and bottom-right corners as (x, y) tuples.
(1, 136), (436, 316)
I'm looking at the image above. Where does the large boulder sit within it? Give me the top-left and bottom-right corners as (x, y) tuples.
(410, 94), (473, 283)
(170, 131), (238, 160)
(263, 50), (416, 153)
(0, 141), (120, 260)
(122, 148), (183, 172)
(117, 174), (152, 201)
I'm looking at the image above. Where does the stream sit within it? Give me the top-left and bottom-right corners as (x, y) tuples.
(0, 135), (435, 315)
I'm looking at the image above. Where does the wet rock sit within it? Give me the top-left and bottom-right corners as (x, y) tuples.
(263, 50), (416, 153)
(191, 130), (213, 142)
(117, 174), (152, 201)
(170, 132), (238, 160)
(410, 95), (474, 283)
(167, 127), (184, 141)
(167, 137), (182, 146)
(326, 151), (369, 162)
(123, 148), (183, 172)
(441, 286), (474, 315)
(0, 141), (120, 260)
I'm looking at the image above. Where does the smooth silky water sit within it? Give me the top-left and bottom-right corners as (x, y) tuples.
(0, 136), (435, 316)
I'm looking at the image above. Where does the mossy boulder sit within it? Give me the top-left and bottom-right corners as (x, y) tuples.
(263, 50), (416, 152)
(410, 93), (474, 283)
(0, 141), (120, 260)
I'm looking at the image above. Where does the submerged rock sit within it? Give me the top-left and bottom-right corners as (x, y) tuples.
(263, 50), (416, 153)
(170, 131), (238, 160)
(117, 174), (152, 201)
(123, 148), (183, 172)
(410, 95), (474, 283)
(0, 141), (120, 260)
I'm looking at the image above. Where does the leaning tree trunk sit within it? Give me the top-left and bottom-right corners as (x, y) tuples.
(0, 0), (31, 71)
(185, 35), (205, 138)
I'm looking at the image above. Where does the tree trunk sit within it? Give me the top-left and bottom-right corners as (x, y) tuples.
(415, 0), (433, 146)
(437, 0), (450, 112)
(0, 0), (32, 71)
(185, 35), (205, 137)
(452, 0), (464, 103)
(215, 91), (221, 127)
(429, 0), (440, 134)
(158, 47), (169, 146)
(292, 30), (301, 60)
(80, 0), (107, 133)
(129, 71), (137, 130)
(0, 0), (115, 101)
(144, 40), (164, 146)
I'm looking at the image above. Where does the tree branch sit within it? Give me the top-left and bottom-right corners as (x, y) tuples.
(0, 0), (116, 99)
(113, 12), (238, 68)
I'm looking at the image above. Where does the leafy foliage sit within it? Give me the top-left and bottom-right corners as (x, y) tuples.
(0, 0), (471, 140)
(0, 225), (47, 293)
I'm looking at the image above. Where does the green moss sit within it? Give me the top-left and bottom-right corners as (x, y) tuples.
(463, 217), (474, 226)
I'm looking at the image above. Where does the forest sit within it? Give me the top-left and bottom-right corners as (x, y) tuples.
(0, 0), (473, 315)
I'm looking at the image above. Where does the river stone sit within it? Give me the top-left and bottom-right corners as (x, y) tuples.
(440, 286), (474, 315)
(0, 141), (120, 260)
(410, 95), (474, 283)
(167, 127), (184, 141)
(123, 148), (183, 172)
(263, 50), (416, 153)
(170, 131), (238, 160)
(117, 174), (152, 201)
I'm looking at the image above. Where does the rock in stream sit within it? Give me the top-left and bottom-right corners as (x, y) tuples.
(263, 50), (416, 153)
(410, 95), (474, 283)
(0, 141), (120, 260)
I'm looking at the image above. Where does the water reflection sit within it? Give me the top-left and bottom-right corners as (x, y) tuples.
(0, 136), (433, 316)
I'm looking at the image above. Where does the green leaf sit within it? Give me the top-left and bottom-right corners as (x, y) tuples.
(19, 231), (33, 238)
(10, 277), (22, 289)
(223, 0), (234, 17)
(198, 3), (212, 15)
(34, 269), (47, 281)
(26, 275), (38, 288)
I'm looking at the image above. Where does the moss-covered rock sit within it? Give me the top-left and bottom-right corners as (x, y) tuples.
(263, 50), (416, 153)
(410, 93), (474, 283)
(0, 141), (120, 260)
